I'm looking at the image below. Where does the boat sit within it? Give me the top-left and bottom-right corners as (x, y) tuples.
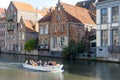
(23, 63), (64, 72)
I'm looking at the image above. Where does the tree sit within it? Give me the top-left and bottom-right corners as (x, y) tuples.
(62, 40), (78, 59)
(24, 39), (36, 52)
(78, 41), (86, 53)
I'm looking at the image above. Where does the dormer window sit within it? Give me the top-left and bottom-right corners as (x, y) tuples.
(14, 12), (16, 17)
(21, 25), (23, 29)
(58, 7), (61, 11)
(57, 16), (60, 21)
(10, 5), (13, 12)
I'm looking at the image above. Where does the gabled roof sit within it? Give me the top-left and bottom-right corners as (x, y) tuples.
(24, 20), (37, 32)
(11, 1), (36, 12)
(38, 11), (54, 22)
(0, 8), (6, 18)
(61, 2), (95, 25)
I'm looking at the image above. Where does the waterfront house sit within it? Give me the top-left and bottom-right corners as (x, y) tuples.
(0, 8), (6, 51)
(17, 17), (38, 52)
(38, 11), (54, 52)
(96, 0), (120, 60)
(50, 1), (96, 54)
(6, 1), (42, 52)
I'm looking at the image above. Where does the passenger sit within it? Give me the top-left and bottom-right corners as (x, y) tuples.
(37, 60), (42, 66)
(44, 61), (47, 66)
(25, 60), (28, 64)
(48, 61), (53, 66)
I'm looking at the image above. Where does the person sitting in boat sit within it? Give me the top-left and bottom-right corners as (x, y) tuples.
(37, 60), (42, 66)
(48, 61), (56, 66)
(44, 61), (48, 66)
(25, 60), (28, 64)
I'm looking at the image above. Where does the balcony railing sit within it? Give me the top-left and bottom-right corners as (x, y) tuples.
(39, 44), (49, 50)
(6, 25), (14, 31)
(6, 15), (13, 21)
(108, 46), (120, 53)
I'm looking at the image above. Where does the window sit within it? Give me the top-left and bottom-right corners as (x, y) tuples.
(44, 38), (48, 45)
(57, 16), (60, 21)
(19, 32), (22, 40)
(101, 30), (108, 46)
(14, 12), (16, 17)
(40, 26), (43, 34)
(22, 32), (25, 40)
(60, 24), (64, 32)
(60, 37), (65, 47)
(13, 35), (16, 41)
(112, 29), (119, 46)
(112, 6), (119, 22)
(53, 37), (57, 48)
(101, 8), (108, 23)
(10, 5), (13, 12)
(21, 25), (23, 29)
(45, 24), (48, 34)
(58, 7), (61, 11)
(54, 26), (57, 32)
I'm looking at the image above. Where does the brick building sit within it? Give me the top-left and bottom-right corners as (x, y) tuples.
(38, 1), (96, 54)
(0, 8), (6, 51)
(6, 1), (42, 52)
(18, 17), (38, 52)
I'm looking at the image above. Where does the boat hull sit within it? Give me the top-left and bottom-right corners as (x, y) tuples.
(23, 63), (63, 72)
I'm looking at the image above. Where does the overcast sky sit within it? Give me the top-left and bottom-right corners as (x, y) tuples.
(0, 0), (86, 9)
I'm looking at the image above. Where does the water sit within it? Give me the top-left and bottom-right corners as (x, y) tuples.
(0, 53), (120, 80)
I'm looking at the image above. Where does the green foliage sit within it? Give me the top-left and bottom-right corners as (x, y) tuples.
(24, 39), (36, 52)
(89, 35), (96, 41)
(62, 40), (78, 59)
(62, 40), (87, 59)
(78, 41), (86, 53)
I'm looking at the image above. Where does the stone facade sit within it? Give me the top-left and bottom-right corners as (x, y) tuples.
(0, 8), (6, 51)
(5, 1), (40, 52)
(96, 0), (120, 60)
(17, 17), (38, 52)
(38, 1), (96, 53)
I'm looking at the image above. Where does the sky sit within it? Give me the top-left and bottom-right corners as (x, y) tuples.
(0, 0), (86, 9)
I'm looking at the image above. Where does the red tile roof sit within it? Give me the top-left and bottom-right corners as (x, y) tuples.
(24, 20), (36, 32)
(12, 1), (36, 12)
(38, 11), (54, 22)
(61, 2), (95, 25)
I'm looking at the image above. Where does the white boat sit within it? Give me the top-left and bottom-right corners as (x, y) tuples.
(23, 63), (64, 72)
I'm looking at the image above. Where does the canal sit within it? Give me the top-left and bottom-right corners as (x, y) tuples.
(0, 53), (120, 80)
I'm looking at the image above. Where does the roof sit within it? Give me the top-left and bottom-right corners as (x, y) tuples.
(0, 8), (6, 18)
(24, 20), (37, 32)
(12, 1), (36, 12)
(38, 11), (54, 22)
(36, 10), (47, 16)
(61, 2), (95, 25)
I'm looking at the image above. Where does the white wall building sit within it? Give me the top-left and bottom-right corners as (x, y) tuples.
(96, 0), (120, 60)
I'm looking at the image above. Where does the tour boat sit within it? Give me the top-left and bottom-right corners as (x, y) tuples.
(23, 63), (64, 72)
